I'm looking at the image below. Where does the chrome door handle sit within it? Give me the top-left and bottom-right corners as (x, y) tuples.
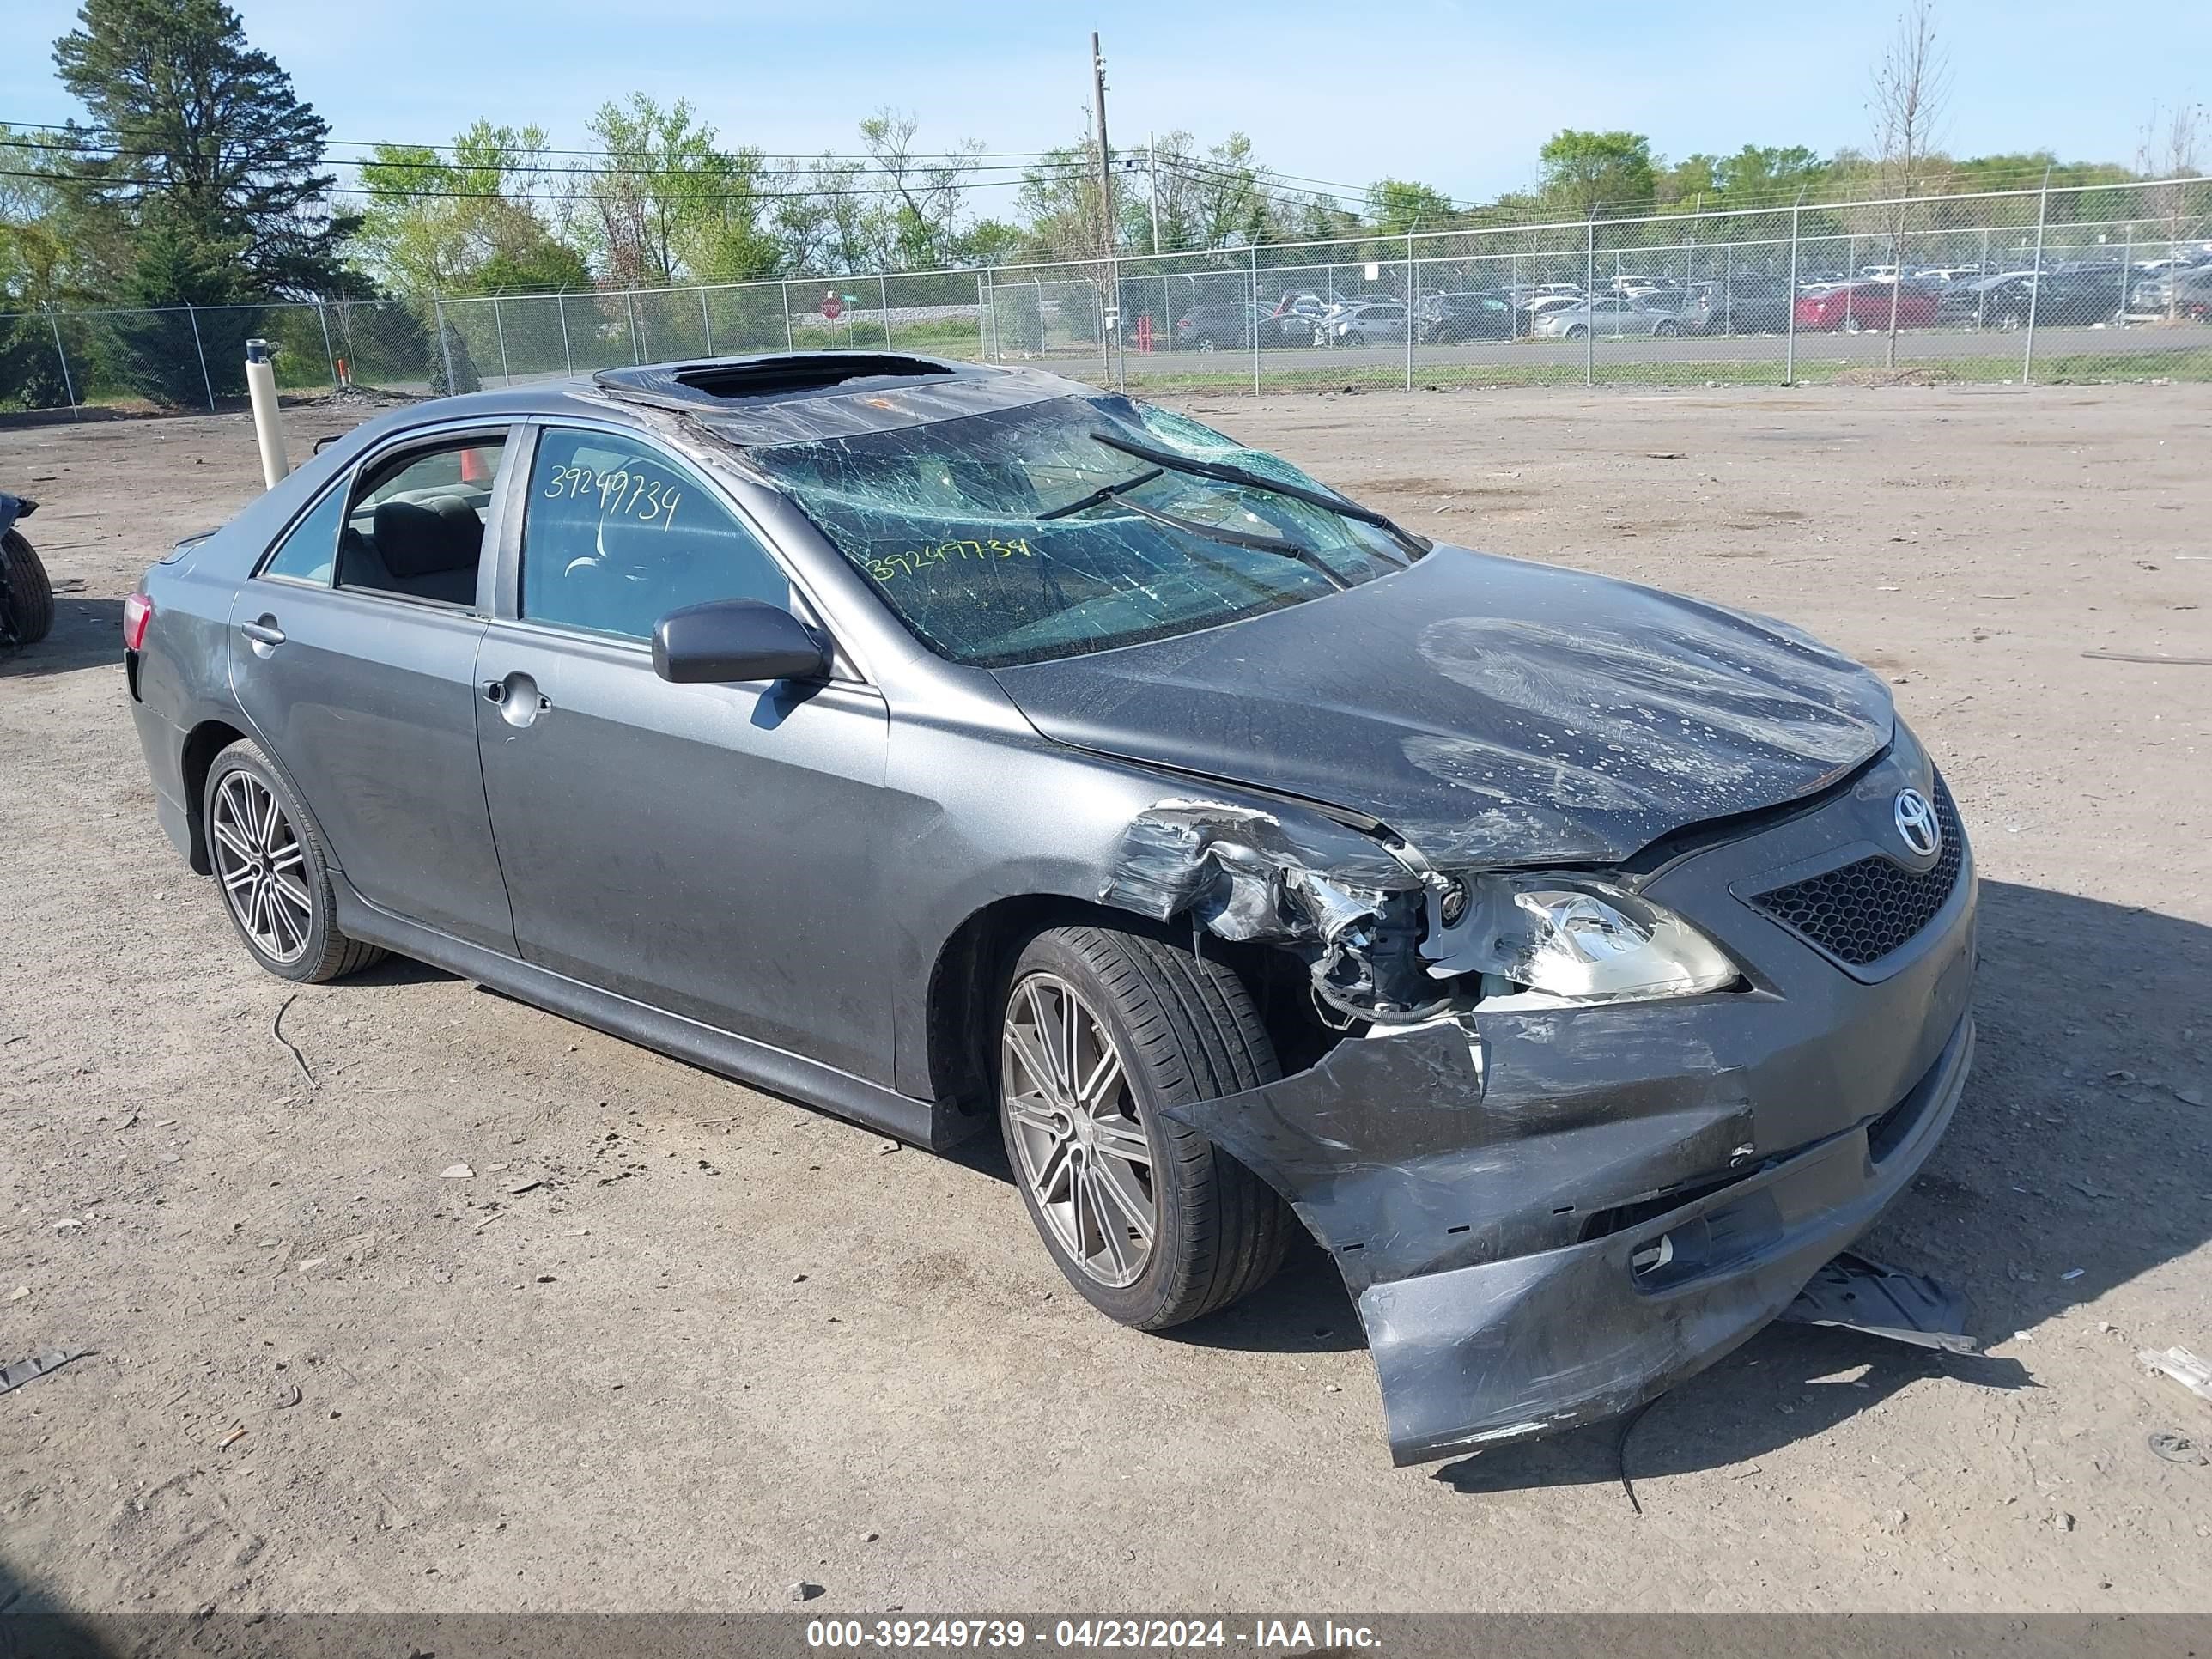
(240, 617), (285, 647)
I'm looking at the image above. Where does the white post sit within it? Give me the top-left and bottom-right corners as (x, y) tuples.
(314, 301), (338, 389)
(781, 281), (795, 352)
(700, 287), (714, 354)
(557, 294), (574, 374)
(492, 295), (511, 383)
(243, 338), (289, 489)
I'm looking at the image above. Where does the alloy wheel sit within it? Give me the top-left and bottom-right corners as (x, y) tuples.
(1001, 971), (1157, 1288)
(211, 770), (312, 963)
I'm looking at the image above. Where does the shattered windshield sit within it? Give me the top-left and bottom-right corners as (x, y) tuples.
(748, 397), (1407, 667)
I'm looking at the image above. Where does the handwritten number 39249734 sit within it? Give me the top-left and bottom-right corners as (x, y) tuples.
(541, 463), (683, 530)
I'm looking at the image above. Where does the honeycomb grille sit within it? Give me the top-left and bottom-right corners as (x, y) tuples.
(1749, 777), (1964, 968)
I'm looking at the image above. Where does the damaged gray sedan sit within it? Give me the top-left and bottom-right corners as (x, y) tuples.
(125, 353), (1974, 1466)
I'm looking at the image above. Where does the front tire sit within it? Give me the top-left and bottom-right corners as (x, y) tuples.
(998, 925), (1292, 1330)
(204, 739), (386, 983)
(1, 530), (52, 646)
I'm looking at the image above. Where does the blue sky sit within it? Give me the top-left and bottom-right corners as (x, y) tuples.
(3, 0), (2201, 206)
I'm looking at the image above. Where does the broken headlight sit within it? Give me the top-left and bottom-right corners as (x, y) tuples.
(1421, 877), (1740, 1004)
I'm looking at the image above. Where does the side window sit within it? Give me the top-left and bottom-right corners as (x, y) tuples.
(521, 427), (788, 642)
(337, 435), (506, 607)
(259, 480), (348, 586)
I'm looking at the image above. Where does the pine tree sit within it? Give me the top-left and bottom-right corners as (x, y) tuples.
(52, 0), (356, 300)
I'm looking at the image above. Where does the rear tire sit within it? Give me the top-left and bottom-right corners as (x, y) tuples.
(997, 925), (1293, 1330)
(204, 738), (386, 984)
(1, 530), (52, 646)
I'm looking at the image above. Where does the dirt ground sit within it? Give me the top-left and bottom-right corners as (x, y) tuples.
(3, 383), (2209, 1616)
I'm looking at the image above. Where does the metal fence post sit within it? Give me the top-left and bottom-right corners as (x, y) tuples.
(2117, 220), (2132, 327)
(557, 294), (574, 374)
(314, 300), (337, 389)
(2022, 171), (2051, 385)
(781, 281), (795, 352)
(878, 273), (893, 350)
(492, 295), (512, 384)
(1786, 198), (1802, 384)
(1249, 246), (1261, 395)
(435, 299), (455, 392)
(977, 270), (990, 362)
(1404, 228), (1416, 392)
(700, 287), (714, 354)
(627, 292), (643, 363)
(1584, 218), (1595, 387)
(47, 312), (79, 416)
(185, 304), (216, 410)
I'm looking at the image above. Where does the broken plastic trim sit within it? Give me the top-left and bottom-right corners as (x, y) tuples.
(1101, 795), (1743, 1024)
(1098, 797), (1457, 1022)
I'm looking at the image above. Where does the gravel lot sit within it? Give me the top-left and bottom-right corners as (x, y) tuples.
(2, 383), (2209, 1616)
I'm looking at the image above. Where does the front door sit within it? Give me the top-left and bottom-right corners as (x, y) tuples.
(474, 423), (893, 1083)
(229, 428), (518, 952)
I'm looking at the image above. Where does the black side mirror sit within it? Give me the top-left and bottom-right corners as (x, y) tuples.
(652, 599), (832, 685)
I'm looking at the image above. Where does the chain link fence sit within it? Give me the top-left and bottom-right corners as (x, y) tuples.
(5, 175), (2208, 416)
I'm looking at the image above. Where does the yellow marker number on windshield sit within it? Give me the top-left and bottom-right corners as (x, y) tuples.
(867, 538), (1032, 582)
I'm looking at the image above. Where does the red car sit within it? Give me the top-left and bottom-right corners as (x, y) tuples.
(1793, 282), (1939, 331)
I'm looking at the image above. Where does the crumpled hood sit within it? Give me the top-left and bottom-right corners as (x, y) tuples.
(990, 546), (1893, 868)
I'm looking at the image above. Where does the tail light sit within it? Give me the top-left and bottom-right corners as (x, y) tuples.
(123, 592), (153, 652)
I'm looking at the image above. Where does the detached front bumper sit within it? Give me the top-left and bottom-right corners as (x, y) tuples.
(1359, 1011), (1970, 1462)
(1160, 746), (1978, 1466)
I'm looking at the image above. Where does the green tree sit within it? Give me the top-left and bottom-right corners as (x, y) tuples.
(106, 208), (256, 404)
(859, 109), (981, 270)
(1366, 178), (1458, 235)
(50, 0), (354, 296)
(1538, 130), (1658, 217)
(357, 124), (586, 297)
(584, 94), (775, 286)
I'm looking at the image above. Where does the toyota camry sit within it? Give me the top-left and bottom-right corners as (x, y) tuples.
(124, 353), (1975, 1465)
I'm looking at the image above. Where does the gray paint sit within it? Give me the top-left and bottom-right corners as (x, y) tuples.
(123, 355), (1973, 1468)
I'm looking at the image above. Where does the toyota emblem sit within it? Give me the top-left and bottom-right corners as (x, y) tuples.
(1893, 788), (1942, 859)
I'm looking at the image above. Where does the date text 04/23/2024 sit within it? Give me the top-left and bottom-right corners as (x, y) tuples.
(804, 1619), (1381, 1651)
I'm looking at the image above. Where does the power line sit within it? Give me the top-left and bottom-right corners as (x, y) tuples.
(0, 117), (1067, 166)
(0, 161), (1080, 204)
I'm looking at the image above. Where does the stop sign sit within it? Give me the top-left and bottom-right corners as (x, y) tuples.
(822, 289), (843, 321)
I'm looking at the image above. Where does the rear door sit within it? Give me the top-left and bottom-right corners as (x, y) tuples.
(228, 424), (519, 952)
(473, 421), (893, 1080)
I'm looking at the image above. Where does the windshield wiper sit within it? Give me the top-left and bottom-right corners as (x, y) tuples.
(1037, 465), (1163, 520)
(1089, 428), (1427, 562)
(1042, 467), (1348, 592)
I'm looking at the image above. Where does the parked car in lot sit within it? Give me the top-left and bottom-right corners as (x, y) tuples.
(121, 351), (1977, 1467)
(1936, 269), (2124, 329)
(1316, 300), (1410, 346)
(1683, 276), (1794, 336)
(1792, 282), (1940, 331)
(1417, 289), (1520, 343)
(2134, 264), (2212, 319)
(1171, 303), (1312, 351)
(1532, 294), (1687, 339)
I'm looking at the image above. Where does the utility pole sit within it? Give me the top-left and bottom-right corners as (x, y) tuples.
(1091, 31), (1117, 377)
(1148, 131), (1162, 256)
